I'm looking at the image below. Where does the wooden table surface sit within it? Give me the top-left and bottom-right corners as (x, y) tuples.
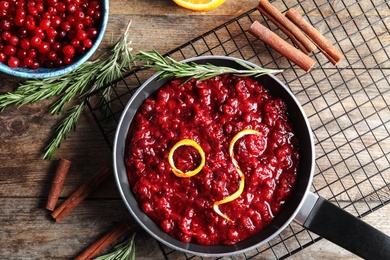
(1, 0), (389, 259)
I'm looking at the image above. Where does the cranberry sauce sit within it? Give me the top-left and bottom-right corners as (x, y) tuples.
(125, 74), (299, 245)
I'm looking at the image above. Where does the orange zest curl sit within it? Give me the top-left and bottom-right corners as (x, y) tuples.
(213, 129), (262, 221)
(168, 139), (206, 178)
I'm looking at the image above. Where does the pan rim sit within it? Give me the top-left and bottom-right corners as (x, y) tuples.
(112, 55), (315, 257)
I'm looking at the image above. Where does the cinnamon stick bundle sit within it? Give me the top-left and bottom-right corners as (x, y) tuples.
(74, 220), (132, 260)
(46, 158), (72, 211)
(257, 0), (316, 54)
(286, 8), (343, 65)
(52, 164), (112, 222)
(248, 21), (316, 72)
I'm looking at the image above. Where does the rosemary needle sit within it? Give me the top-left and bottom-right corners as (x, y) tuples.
(94, 233), (136, 260)
(136, 50), (283, 81)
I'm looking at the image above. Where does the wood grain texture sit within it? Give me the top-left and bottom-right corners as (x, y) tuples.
(0, 0), (389, 259)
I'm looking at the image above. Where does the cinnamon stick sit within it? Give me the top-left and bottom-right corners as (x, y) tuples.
(257, 0), (316, 54)
(286, 8), (343, 65)
(248, 21), (316, 72)
(46, 158), (72, 211)
(74, 220), (132, 260)
(51, 164), (112, 222)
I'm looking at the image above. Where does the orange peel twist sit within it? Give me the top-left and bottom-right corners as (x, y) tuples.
(168, 139), (206, 178)
(213, 129), (262, 221)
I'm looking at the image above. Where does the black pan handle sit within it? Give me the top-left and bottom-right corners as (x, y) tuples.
(299, 194), (390, 260)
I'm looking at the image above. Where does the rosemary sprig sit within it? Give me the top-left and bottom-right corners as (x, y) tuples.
(94, 233), (136, 260)
(136, 50), (283, 82)
(0, 21), (136, 159)
(43, 102), (85, 159)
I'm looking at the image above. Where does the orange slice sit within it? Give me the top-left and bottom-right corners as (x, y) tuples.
(168, 139), (206, 178)
(172, 0), (227, 12)
(213, 129), (262, 221)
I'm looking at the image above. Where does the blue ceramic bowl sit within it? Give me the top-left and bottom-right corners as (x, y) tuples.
(0, 0), (109, 79)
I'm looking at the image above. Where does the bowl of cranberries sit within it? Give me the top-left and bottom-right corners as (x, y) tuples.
(0, 0), (108, 78)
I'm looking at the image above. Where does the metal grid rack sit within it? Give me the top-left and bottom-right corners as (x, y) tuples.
(86, 0), (390, 258)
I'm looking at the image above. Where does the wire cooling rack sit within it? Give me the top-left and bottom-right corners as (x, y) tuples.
(86, 0), (390, 258)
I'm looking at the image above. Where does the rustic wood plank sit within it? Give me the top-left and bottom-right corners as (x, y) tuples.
(0, 0), (389, 259)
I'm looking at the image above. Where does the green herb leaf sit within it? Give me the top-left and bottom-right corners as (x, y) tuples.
(94, 233), (136, 260)
(136, 50), (283, 81)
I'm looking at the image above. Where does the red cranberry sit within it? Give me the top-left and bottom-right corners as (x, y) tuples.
(89, 1), (100, 10)
(41, 12), (51, 20)
(2, 31), (12, 41)
(66, 4), (76, 13)
(91, 11), (100, 21)
(7, 56), (20, 68)
(4, 45), (17, 56)
(47, 50), (57, 60)
(24, 18), (36, 30)
(15, 8), (26, 16)
(76, 29), (87, 40)
(62, 45), (74, 57)
(20, 38), (30, 49)
(47, 6), (57, 14)
(0, 1), (9, 9)
(14, 16), (25, 26)
(76, 44), (85, 54)
(17, 49), (27, 59)
(72, 20), (83, 31)
(38, 42), (50, 53)
(35, 3), (44, 12)
(27, 6), (37, 15)
(0, 52), (6, 62)
(48, 0), (58, 6)
(86, 27), (97, 38)
(57, 2), (65, 12)
(27, 48), (37, 58)
(33, 27), (45, 39)
(0, 19), (12, 30)
(60, 21), (71, 31)
(46, 27), (57, 38)
(74, 10), (84, 20)
(51, 16), (61, 27)
(63, 55), (72, 64)
(70, 38), (80, 47)
(50, 41), (61, 52)
(9, 35), (19, 45)
(0, 9), (7, 19)
(30, 60), (39, 69)
(23, 56), (33, 66)
(83, 16), (92, 26)
(30, 36), (41, 47)
(40, 19), (51, 30)
(83, 38), (92, 48)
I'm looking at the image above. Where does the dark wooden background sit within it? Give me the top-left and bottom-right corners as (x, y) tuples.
(1, 0), (389, 259)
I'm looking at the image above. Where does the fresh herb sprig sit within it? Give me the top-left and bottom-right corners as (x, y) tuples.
(94, 233), (136, 260)
(0, 21), (136, 159)
(136, 50), (283, 82)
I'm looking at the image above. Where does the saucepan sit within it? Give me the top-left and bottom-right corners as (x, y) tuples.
(113, 56), (390, 259)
